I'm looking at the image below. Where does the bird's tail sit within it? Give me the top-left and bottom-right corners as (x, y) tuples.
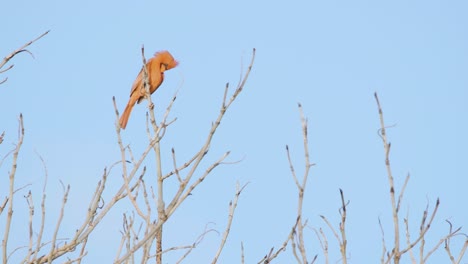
(119, 100), (135, 129)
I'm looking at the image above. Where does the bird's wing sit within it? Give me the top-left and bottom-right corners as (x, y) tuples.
(129, 56), (156, 97)
(129, 68), (144, 98)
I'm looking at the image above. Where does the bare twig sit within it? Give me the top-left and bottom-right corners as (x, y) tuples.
(164, 149), (199, 181)
(33, 156), (49, 261)
(338, 189), (348, 263)
(0, 30), (49, 84)
(30, 165), (113, 264)
(374, 93), (459, 264)
(424, 226), (461, 263)
(320, 215), (341, 245)
(313, 227), (329, 264)
(115, 213), (131, 262)
(403, 214), (416, 263)
(2, 114), (24, 264)
(374, 92), (402, 263)
(400, 190), (439, 255)
(173, 225), (217, 263)
(444, 220), (468, 264)
(167, 151), (231, 216)
(261, 103), (317, 264)
(212, 182), (248, 263)
(290, 103), (313, 264)
(25, 191), (34, 262)
(0, 198), (7, 217)
(258, 219), (298, 264)
(47, 183), (70, 263)
(396, 174), (410, 213)
(241, 242), (245, 264)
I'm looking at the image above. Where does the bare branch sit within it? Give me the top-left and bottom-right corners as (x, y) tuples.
(285, 145), (300, 189)
(212, 182), (248, 263)
(173, 224), (217, 263)
(47, 183), (70, 263)
(379, 217), (391, 264)
(240, 242), (245, 264)
(25, 191), (34, 262)
(313, 227), (329, 264)
(375, 92), (401, 263)
(258, 220), (298, 263)
(0, 198), (7, 216)
(164, 149), (198, 180)
(400, 199), (440, 255)
(403, 214), (416, 263)
(424, 225), (461, 263)
(261, 103), (316, 264)
(114, 48), (255, 264)
(338, 189), (348, 263)
(0, 30), (50, 84)
(320, 215), (341, 245)
(396, 173), (410, 214)
(2, 114), (24, 263)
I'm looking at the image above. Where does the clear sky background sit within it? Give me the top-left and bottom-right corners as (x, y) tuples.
(1, 0), (467, 263)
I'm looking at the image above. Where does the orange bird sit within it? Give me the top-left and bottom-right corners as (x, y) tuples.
(119, 51), (178, 129)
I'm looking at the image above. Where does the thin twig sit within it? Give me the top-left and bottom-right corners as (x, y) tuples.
(320, 215), (341, 245)
(174, 225), (217, 263)
(0, 198), (7, 216)
(241, 242), (245, 264)
(170, 148), (183, 182)
(0, 30), (50, 84)
(261, 103), (317, 264)
(375, 92), (401, 263)
(404, 214), (416, 263)
(211, 182), (248, 263)
(378, 217), (389, 264)
(313, 227), (329, 264)
(292, 103), (313, 263)
(424, 226), (461, 262)
(47, 183), (70, 263)
(26, 191), (34, 262)
(396, 174), (410, 214)
(400, 199), (440, 255)
(338, 189), (348, 264)
(444, 220), (468, 264)
(258, 219), (299, 263)
(2, 114), (24, 264)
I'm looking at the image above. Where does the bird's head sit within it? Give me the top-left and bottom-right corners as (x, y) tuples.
(155, 51), (178, 72)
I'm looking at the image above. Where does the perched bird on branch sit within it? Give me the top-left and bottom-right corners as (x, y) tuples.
(119, 50), (178, 129)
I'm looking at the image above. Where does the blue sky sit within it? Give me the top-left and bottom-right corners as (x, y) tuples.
(1, 0), (467, 263)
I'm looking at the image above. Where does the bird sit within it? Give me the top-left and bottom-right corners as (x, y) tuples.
(119, 50), (178, 129)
